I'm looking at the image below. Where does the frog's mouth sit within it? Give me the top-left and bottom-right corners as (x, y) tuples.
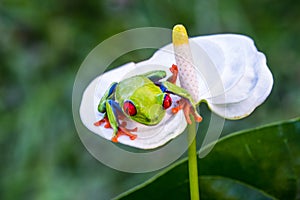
(144, 116), (161, 126)
(134, 110), (166, 126)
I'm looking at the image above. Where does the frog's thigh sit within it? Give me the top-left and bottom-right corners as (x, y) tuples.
(105, 100), (121, 134)
(142, 70), (166, 82)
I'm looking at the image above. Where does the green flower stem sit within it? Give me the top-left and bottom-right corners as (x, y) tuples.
(188, 119), (200, 200)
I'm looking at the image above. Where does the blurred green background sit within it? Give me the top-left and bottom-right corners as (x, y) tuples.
(1, 0), (300, 199)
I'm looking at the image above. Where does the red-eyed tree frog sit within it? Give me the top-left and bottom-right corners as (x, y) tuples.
(94, 64), (202, 142)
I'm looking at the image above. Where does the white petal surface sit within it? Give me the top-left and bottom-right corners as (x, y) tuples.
(191, 34), (265, 102)
(146, 34), (266, 104)
(149, 34), (273, 119)
(207, 53), (273, 119)
(80, 62), (187, 149)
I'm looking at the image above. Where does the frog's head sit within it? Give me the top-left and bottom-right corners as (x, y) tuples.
(121, 85), (172, 125)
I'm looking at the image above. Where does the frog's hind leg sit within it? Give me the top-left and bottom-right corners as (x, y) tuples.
(142, 70), (167, 82)
(167, 64), (178, 84)
(142, 65), (178, 84)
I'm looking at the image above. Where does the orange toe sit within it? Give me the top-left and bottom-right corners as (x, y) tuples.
(111, 135), (119, 143)
(170, 64), (178, 73)
(172, 107), (180, 114)
(111, 126), (138, 142)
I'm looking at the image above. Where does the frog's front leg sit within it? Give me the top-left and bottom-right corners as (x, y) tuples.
(94, 82), (118, 128)
(172, 98), (202, 124)
(161, 80), (202, 124)
(115, 121), (138, 143)
(95, 82), (137, 142)
(94, 114), (111, 128)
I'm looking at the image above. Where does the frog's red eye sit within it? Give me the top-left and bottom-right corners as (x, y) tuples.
(163, 94), (172, 109)
(123, 101), (137, 116)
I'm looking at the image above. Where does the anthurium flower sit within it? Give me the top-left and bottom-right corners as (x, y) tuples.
(80, 27), (273, 149)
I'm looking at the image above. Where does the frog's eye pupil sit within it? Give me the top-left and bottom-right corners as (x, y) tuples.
(163, 94), (172, 109)
(123, 101), (137, 116)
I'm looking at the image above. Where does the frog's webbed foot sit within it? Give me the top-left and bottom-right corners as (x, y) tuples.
(167, 64), (178, 84)
(172, 99), (202, 124)
(95, 117), (138, 142)
(94, 116), (111, 128)
(112, 121), (138, 143)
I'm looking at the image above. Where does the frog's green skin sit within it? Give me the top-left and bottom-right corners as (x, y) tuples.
(97, 70), (197, 136)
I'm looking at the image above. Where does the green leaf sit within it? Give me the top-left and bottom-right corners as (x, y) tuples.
(116, 117), (300, 200)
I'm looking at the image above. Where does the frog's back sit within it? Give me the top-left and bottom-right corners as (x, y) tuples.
(115, 75), (156, 102)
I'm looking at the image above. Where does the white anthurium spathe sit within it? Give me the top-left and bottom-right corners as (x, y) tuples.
(80, 30), (273, 149)
(147, 33), (273, 119)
